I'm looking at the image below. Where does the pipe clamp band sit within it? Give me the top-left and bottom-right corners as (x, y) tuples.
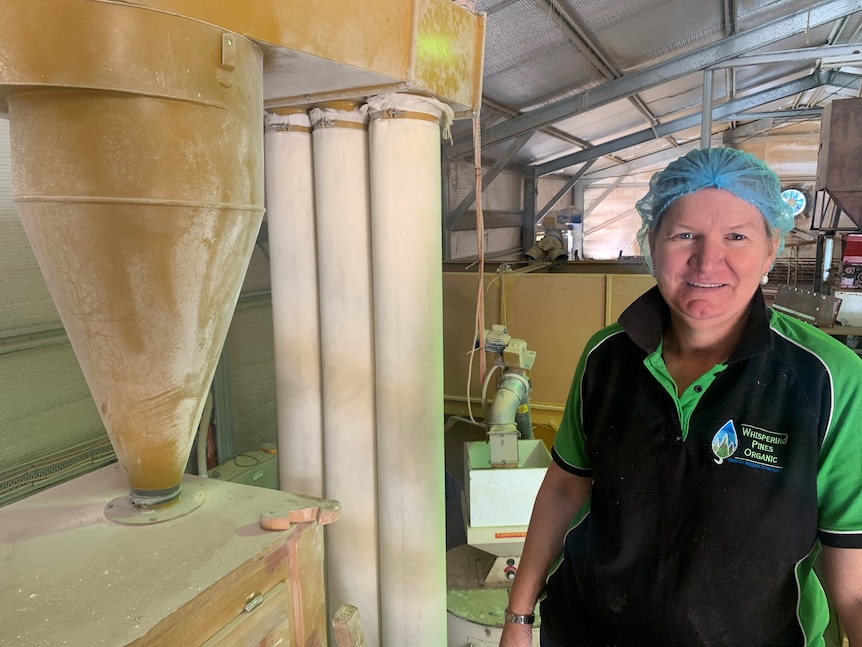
(314, 119), (368, 130)
(368, 109), (440, 124)
(269, 123), (312, 133)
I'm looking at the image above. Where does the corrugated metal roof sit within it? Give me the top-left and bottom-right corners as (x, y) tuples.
(449, 0), (862, 176)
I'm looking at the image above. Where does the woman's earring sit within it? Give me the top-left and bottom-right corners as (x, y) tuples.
(760, 274), (769, 286)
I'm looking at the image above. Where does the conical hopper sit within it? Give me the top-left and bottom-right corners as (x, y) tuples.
(4, 6), (264, 510)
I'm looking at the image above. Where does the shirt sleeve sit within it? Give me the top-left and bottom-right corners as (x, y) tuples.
(816, 341), (862, 548)
(551, 327), (621, 477)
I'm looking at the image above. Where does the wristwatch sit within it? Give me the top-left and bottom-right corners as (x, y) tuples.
(504, 609), (536, 624)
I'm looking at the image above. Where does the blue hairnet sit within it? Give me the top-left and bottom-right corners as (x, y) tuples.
(636, 147), (795, 263)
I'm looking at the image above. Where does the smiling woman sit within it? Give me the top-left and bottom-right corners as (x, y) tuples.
(650, 188), (780, 391)
(636, 148), (793, 393)
(652, 189), (777, 333)
(500, 147), (862, 647)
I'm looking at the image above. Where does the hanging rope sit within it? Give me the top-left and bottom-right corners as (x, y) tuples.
(466, 112), (486, 423)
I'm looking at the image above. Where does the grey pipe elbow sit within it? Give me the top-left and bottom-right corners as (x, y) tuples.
(487, 373), (532, 438)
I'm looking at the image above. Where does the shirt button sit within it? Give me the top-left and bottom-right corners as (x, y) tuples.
(693, 385), (703, 393)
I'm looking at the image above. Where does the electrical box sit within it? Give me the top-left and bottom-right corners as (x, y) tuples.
(839, 234), (862, 289)
(210, 448), (280, 490)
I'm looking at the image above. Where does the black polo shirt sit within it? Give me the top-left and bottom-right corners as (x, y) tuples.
(542, 287), (862, 646)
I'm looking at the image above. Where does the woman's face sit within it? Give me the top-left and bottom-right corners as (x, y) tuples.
(649, 188), (778, 330)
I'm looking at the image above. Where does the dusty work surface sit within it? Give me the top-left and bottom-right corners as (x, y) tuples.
(0, 464), (333, 646)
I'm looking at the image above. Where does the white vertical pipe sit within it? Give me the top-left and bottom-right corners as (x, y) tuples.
(310, 103), (381, 645)
(264, 110), (324, 498)
(823, 236), (835, 284)
(367, 94), (453, 647)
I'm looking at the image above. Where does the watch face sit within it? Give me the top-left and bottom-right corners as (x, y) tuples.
(781, 187), (807, 217)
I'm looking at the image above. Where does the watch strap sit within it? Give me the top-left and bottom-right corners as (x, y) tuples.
(504, 609), (536, 624)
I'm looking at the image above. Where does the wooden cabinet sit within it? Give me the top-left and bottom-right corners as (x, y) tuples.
(1, 464), (339, 646)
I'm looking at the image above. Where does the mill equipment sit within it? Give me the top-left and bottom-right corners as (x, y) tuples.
(447, 326), (550, 647)
(0, 1), (484, 645)
(526, 208), (583, 266)
(0, 4), (342, 644)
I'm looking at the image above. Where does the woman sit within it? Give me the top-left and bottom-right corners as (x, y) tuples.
(501, 147), (862, 646)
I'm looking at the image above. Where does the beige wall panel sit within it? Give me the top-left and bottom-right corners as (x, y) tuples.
(443, 272), (610, 409)
(443, 272), (501, 406)
(607, 274), (655, 323)
(502, 273), (607, 405)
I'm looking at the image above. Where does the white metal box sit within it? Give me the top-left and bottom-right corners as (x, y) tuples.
(464, 439), (551, 556)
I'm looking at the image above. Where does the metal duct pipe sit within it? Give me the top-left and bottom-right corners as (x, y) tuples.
(515, 390), (535, 441)
(368, 93), (452, 647)
(264, 109), (325, 498)
(487, 372), (533, 440)
(311, 101), (381, 645)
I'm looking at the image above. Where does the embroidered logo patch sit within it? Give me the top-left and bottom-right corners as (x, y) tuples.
(711, 419), (738, 464)
(711, 420), (787, 472)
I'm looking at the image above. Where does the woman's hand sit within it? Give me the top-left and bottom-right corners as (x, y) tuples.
(499, 620), (534, 647)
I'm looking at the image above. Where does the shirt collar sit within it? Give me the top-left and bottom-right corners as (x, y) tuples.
(618, 285), (773, 362)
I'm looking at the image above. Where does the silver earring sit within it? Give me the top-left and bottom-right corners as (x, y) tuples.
(760, 274), (769, 286)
